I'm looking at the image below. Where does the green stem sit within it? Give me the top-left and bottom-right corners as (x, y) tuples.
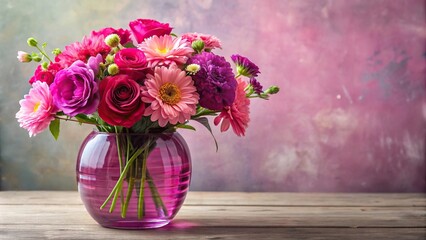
(100, 145), (146, 210)
(245, 87), (254, 98)
(191, 108), (218, 119)
(146, 170), (169, 216)
(54, 116), (99, 126)
(137, 140), (151, 219)
(122, 176), (135, 218)
(109, 182), (122, 213)
(121, 130), (132, 214)
(111, 127), (124, 213)
(35, 45), (53, 62)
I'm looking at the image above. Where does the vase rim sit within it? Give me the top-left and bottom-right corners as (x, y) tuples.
(91, 130), (178, 136)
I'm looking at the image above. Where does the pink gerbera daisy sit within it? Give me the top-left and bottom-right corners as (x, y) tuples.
(142, 66), (199, 127)
(55, 33), (110, 68)
(214, 78), (250, 136)
(16, 81), (58, 137)
(138, 35), (193, 67)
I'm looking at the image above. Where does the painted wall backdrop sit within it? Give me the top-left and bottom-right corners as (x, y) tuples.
(0, 0), (424, 192)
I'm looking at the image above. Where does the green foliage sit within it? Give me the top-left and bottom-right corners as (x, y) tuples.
(175, 124), (196, 131)
(49, 118), (60, 140)
(131, 117), (160, 133)
(75, 114), (98, 125)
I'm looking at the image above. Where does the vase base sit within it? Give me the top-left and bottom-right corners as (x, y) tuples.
(100, 219), (171, 229)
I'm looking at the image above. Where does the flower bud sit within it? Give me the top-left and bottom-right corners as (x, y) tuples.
(107, 64), (119, 75)
(265, 86), (280, 95)
(105, 34), (121, 48)
(41, 62), (49, 70)
(17, 51), (32, 62)
(191, 40), (205, 53)
(52, 48), (62, 56)
(27, 37), (38, 47)
(31, 54), (42, 62)
(105, 54), (115, 64)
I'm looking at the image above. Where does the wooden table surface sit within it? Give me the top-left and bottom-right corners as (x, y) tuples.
(0, 191), (425, 240)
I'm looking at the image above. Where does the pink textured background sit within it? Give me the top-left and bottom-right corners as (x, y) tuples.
(0, 0), (425, 191)
(180, 0), (426, 192)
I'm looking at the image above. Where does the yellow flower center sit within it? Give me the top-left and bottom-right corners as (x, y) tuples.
(156, 47), (170, 54)
(33, 102), (41, 112)
(159, 83), (181, 105)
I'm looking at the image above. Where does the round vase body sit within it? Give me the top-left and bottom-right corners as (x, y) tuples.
(76, 131), (191, 229)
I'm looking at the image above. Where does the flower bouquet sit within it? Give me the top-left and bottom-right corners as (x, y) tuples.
(16, 18), (279, 228)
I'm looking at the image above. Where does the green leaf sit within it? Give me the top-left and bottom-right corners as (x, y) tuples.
(75, 114), (98, 125)
(49, 119), (60, 140)
(175, 124), (196, 131)
(131, 117), (152, 133)
(192, 117), (219, 152)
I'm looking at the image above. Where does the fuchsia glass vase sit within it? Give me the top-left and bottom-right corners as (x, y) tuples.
(76, 131), (191, 229)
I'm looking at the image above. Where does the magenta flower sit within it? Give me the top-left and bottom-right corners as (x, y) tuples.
(181, 32), (222, 51)
(231, 54), (260, 78)
(142, 66), (199, 127)
(129, 19), (173, 44)
(114, 48), (147, 81)
(16, 81), (58, 137)
(92, 27), (131, 45)
(50, 60), (99, 116)
(139, 35), (193, 68)
(29, 63), (62, 86)
(214, 78), (250, 137)
(115, 48), (147, 70)
(187, 52), (237, 110)
(87, 54), (103, 76)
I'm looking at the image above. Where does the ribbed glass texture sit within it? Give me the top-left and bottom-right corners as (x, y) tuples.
(76, 131), (191, 229)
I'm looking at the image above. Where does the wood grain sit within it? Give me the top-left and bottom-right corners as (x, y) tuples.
(0, 191), (425, 240)
(1, 191), (425, 206)
(1, 225), (425, 240)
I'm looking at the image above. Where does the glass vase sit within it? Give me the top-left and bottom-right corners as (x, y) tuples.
(76, 131), (191, 229)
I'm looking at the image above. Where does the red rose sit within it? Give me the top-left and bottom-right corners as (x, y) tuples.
(29, 63), (61, 85)
(98, 75), (145, 128)
(129, 19), (173, 44)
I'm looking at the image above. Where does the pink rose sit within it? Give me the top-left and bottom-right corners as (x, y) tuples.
(114, 48), (148, 82)
(129, 19), (173, 44)
(98, 75), (145, 128)
(115, 48), (147, 70)
(50, 61), (99, 117)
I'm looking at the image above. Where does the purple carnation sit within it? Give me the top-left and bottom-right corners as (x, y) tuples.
(250, 77), (263, 94)
(188, 52), (236, 110)
(50, 60), (100, 116)
(231, 54), (260, 78)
